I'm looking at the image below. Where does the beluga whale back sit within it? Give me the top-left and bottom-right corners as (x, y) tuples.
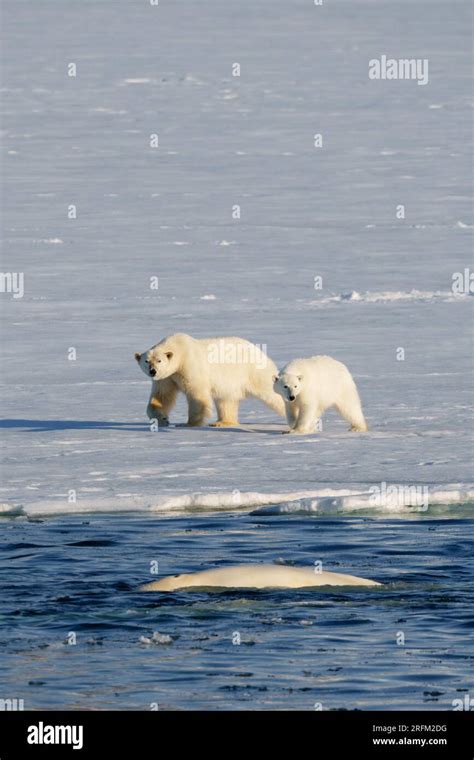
(139, 564), (382, 591)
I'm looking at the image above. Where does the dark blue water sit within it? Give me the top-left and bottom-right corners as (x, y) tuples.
(1, 509), (473, 710)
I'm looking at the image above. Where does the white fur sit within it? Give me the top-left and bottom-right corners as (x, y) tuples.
(135, 333), (285, 426)
(274, 355), (368, 434)
(140, 564), (381, 591)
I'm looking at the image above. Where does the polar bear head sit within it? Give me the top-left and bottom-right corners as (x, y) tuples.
(134, 347), (176, 380)
(273, 372), (303, 402)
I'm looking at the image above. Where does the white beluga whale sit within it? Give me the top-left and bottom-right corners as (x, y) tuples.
(139, 564), (382, 591)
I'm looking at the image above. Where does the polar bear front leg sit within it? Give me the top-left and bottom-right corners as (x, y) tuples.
(285, 402), (299, 430)
(285, 403), (318, 435)
(210, 399), (240, 427)
(186, 393), (213, 427)
(146, 379), (178, 426)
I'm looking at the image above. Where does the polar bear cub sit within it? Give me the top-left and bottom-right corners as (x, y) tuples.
(135, 332), (285, 427)
(274, 355), (368, 434)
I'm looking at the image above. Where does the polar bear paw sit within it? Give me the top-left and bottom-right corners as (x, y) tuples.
(283, 428), (315, 435)
(147, 411), (170, 427)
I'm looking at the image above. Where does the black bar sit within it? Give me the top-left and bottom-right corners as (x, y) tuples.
(0, 710), (472, 758)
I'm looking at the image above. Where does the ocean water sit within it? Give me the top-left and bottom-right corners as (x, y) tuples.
(1, 507), (473, 711)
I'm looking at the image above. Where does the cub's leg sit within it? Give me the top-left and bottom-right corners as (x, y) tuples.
(186, 393), (213, 427)
(285, 402), (299, 430)
(147, 379), (178, 426)
(335, 391), (368, 432)
(285, 403), (319, 435)
(210, 399), (240, 427)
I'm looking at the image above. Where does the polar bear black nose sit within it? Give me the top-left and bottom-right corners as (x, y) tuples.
(289, 395), (296, 401)
(149, 368), (156, 377)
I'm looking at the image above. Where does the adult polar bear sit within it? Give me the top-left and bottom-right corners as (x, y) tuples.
(274, 355), (368, 434)
(135, 333), (285, 427)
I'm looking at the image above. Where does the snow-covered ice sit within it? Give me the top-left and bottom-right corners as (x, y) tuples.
(1, 0), (473, 519)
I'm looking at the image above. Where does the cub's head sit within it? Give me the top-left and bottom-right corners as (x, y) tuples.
(273, 372), (303, 402)
(134, 347), (176, 380)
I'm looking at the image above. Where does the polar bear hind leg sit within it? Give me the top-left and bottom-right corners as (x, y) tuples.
(186, 393), (213, 426)
(210, 399), (240, 427)
(334, 386), (368, 432)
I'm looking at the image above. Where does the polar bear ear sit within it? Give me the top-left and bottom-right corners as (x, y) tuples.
(297, 375), (303, 381)
(134, 352), (141, 362)
(165, 351), (173, 360)
(272, 375), (279, 383)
